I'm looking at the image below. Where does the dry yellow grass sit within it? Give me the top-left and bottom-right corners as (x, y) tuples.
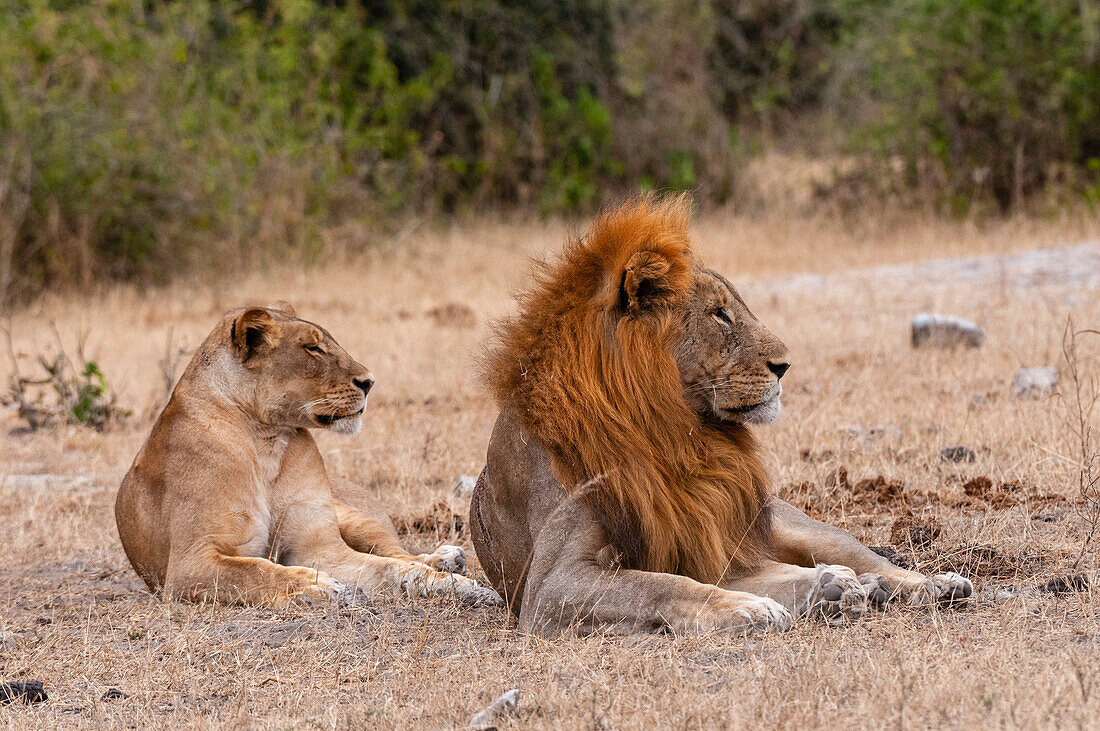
(1, 210), (1099, 728)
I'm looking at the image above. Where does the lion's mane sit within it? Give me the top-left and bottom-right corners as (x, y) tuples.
(484, 195), (772, 585)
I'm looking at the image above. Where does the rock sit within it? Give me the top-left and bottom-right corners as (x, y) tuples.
(1038, 574), (1089, 595)
(911, 314), (984, 349)
(1012, 367), (1057, 398)
(470, 689), (521, 728)
(101, 688), (128, 701)
(0, 680), (47, 705)
(940, 446), (976, 463)
(453, 475), (478, 497)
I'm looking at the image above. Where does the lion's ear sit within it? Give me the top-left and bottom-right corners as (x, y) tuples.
(619, 251), (676, 315)
(232, 308), (280, 362)
(267, 300), (297, 317)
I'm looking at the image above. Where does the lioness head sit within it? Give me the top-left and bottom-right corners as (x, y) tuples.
(618, 244), (790, 427)
(228, 302), (373, 435)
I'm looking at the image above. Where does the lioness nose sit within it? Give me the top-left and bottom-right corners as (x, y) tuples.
(353, 376), (374, 395)
(767, 360), (790, 380)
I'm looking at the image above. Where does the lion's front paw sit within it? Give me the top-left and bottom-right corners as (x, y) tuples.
(420, 544), (467, 575)
(907, 572), (973, 607)
(689, 593), (792, 635)
(736, 595), (794, 634)
(858, 573), (891, 608)
(809, 565), (868, 625)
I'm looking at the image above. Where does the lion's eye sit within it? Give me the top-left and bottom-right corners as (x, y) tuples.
(303, 344), (324, 355)
(713, 309), (733, 326)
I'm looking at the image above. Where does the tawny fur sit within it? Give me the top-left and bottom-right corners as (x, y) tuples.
(484, 196), (772, 585)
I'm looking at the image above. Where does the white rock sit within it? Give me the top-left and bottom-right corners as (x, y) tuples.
(1012, 367), (1058, 398)
(470, 689), (521, 728)
(453, 474), (478, 497)
(911, 314), (984, 349)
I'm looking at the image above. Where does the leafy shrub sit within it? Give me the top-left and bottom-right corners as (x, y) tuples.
(833, 0), (1100, 210)
(3, 0), (1100, 301)
(3, 350), (130, 431)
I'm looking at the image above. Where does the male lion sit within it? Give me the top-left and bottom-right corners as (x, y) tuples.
(470, 197), (971, 634)
(116, 303), (500, 607)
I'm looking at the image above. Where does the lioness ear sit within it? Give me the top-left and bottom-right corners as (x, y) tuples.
(267, 300), (296, 317)
(232, 308), (280, 362)
(619, 251), (676, 315)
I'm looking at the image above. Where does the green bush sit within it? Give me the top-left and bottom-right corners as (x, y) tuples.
(834, 0), (1100, 210)
(3, 0), (1100, 301)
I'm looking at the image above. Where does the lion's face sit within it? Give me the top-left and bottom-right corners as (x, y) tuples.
(230, 305), (373, 435)
(675, 269), (790, 425)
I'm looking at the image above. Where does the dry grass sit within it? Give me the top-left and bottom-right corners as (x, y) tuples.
(2, 210), (1099, 728)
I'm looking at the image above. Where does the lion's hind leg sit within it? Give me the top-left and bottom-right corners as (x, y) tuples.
(725, 561), (870, 625)
(165, 549), (344, 608)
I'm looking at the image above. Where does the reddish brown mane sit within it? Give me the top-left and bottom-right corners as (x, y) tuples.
(484, 195), (772, 585)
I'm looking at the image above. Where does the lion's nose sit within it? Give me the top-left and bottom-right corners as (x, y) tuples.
(767, 360), (790, 380)
(353, 376), (375, 395)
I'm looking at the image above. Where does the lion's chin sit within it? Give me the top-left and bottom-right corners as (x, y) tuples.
(716, 393), (782, 425)
(740, 395), (782, 425)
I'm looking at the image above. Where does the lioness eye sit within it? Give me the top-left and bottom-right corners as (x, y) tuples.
(713, 309), (733, 326)
(303, 344), (324, 354)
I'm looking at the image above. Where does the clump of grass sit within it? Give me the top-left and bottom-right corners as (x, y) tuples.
(1062, 317), (1100, 569)
(2, 325), (130, 431)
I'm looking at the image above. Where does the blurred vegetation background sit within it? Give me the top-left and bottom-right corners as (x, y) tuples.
(1, 0), (1099, 301)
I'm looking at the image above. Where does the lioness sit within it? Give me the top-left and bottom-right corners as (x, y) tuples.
(116, 303), (499, 607)
(471, 197), (971, 634)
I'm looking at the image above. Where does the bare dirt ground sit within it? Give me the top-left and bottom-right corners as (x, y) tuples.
(2, 212), (1099, 728)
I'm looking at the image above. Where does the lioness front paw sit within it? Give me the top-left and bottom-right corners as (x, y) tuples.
(288, 573), (344, 606)
(449, 576), (505, 607)
(399, 567), (504, 607)
(907, 572), (973, 607)
(809, 565), (868, 625)
(420, 544), (467, 575)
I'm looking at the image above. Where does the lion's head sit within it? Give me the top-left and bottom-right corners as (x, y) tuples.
(485, 196), (784, 583)
(674, 268), (790, 425)
(221, 303), (373, 435)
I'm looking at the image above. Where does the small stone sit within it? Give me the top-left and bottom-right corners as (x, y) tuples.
(101, 688), (128, 701)
(940, 446), (976, 463)
(1038, 574), (1089, 595)
(911, 314), (984, 349)
(470, 688), (521, 728)
(453, 475), (478, 497)
(0, 681), (47, 705)
(1012, 367), (1057, 398)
